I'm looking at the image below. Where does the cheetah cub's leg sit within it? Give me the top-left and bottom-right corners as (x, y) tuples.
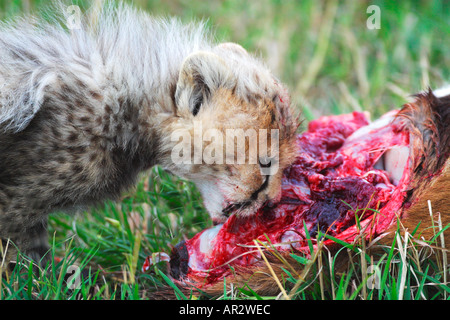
(0, 211), (50, 268)
(19, 221), (50, 267)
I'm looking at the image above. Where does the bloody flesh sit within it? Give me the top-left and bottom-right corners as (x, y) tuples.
(163, 110), (412, 285)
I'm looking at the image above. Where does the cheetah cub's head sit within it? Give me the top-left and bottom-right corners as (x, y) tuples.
(166, 43), (299, 223)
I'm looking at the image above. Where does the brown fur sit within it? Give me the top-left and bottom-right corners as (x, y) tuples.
(382, 89), (450, 243)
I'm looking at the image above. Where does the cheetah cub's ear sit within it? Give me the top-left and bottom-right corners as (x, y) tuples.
(215, 42), (249, 57)
(175, 51), (235, 116)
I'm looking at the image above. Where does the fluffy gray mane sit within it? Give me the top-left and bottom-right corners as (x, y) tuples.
(0, 1), (212, 132)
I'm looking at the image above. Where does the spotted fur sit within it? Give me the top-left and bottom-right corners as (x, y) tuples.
(0, 2), (299, 263)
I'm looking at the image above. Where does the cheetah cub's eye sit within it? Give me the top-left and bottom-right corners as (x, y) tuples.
(258, 157), (272, 168)
(259, 156), (279, 176)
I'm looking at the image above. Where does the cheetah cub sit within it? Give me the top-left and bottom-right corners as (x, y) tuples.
(0, 3), (298, 264)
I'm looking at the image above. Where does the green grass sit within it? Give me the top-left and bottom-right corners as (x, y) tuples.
(0, 0), (449, 300)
